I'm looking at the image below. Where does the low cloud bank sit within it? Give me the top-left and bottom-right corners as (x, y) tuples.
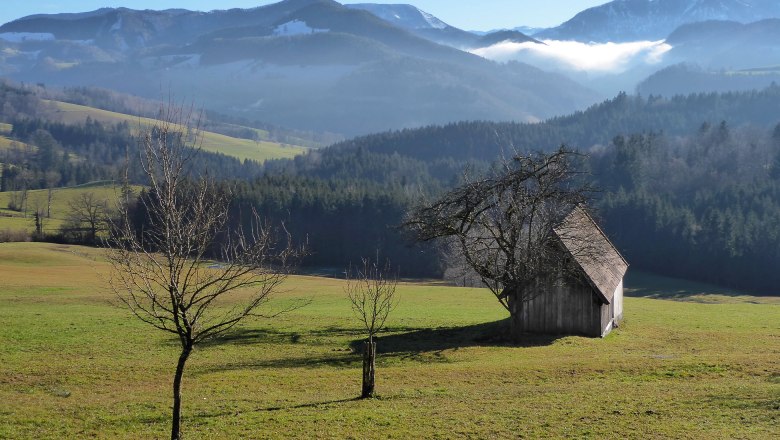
(472, 39), (672, 74)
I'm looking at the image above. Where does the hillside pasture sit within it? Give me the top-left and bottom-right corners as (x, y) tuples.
(0, 181), (138, 235)
(0, 135), (31, 151)
(48, 101), (307, 162)
(0, 242), (777, 439)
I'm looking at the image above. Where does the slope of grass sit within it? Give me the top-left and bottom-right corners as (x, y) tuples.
(48, 101), (306, 162)
(0, 182), (140, 234)
(0, 135), (31, 151)
(0, 242), (777, 439)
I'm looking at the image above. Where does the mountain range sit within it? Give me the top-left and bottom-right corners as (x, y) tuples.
(2, 0), (780, 136)
(537, 0), (780, 42)
(0, 0), (592, 136)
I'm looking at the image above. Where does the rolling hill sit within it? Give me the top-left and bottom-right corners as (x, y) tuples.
(47, 101), (305, 162)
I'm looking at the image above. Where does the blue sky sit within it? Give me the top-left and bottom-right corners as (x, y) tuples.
(0, 1), (609, 30)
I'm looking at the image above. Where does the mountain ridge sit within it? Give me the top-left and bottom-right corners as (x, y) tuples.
(536, 0), (780, 42)
(0, 0), (598, 136)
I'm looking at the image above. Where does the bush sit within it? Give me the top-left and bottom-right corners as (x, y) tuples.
(0, 228), (30, 243)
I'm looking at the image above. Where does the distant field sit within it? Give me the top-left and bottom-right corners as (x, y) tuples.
(625, 271), (779, 303)
(0, 242), (777, 439)
(0, 135), (18, 149)
(0, 135), (31, 151)
(0, 122), (12, 134)
(48, 101), (307, 162)
(0, 182), (140, 234)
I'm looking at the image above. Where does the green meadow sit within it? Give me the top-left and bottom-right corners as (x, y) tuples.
(49, 101), (307, 162)
(0, 182), (139, 234)
(0, 242), (777, 439)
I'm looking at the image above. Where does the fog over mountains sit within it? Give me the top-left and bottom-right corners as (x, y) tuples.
(1, 0), (780, 136)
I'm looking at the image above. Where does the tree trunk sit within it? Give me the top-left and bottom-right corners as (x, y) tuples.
(47, 188), (53, 218)
(508, 289), (522, 343)
(171, 346), (191, 440)
(361, 340), (376, 399)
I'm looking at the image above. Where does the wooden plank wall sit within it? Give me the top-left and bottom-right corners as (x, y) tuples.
(515, 281), (605, 337)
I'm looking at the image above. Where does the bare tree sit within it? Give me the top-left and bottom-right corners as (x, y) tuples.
(405, 147), (605, 341)
(7, 169), (33, 216)
(345, 257), (398, 399)
(105, 105), (303, 440)
(65, 191), (109, 244)
(45, 170), (61, 218)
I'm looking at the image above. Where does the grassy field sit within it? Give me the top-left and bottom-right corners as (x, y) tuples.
(0, 242), (777, 439)
(48, 101), (307, 162)
(0, 135), (31, 151)
(0, 182), (139, 234)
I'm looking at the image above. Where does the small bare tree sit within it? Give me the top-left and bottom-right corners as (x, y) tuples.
(65, 191), (109, 244)
(345, 257), (398, 399)
(45, 170), (61, 218)
(405, 147), (605, 341)
(105, 104), (303, 440)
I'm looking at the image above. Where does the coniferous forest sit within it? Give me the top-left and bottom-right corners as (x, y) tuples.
(3, 81), (780, 291)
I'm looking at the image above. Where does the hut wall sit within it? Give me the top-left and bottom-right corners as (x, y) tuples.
(613, 280), (624, 324)
(515, 280), (604, 337)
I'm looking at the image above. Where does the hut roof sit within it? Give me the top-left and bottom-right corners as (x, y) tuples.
(553, 207), (628, 304)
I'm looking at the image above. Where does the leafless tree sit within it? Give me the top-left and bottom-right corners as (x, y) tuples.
(7, 169), (33, 216)
(405, 147), (605, 341)
(65, 191), (110, 244)
(45, 171), (61, 218)
(105, 104), (303, 440)
(345, 257), (398, 399)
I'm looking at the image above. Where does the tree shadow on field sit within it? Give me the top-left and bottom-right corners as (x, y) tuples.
(621, 271), (780, 302)
(350, 319), (562, 356)
(197, 320), (561, 375)
(201, 326), (364, 348)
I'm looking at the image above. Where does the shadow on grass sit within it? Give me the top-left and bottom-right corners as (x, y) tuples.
(259, 397), (361, 412)
(188, 397), (363, 420)
(355, 319), (562, 355)
(201, 327), (364, 348)
(623, 271), (769, 301)
(199, 319), (561, 375)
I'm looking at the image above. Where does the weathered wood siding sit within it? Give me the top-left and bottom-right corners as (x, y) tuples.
(613, 280), (624, 324)
(513, 280), (605, 337)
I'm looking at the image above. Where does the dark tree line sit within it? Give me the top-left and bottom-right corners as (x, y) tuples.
(593, 122), (780, 291)
(257, 116), (780, 291)
(5, 77), (780, 291)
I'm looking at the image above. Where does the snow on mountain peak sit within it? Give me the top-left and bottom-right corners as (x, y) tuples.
(346, 4), (449, 30)
(419, 9), (447, 29)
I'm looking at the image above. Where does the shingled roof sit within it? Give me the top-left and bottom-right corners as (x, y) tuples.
(553, 207), (628, 304)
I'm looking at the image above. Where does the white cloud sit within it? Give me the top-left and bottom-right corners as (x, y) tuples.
(472, 39), (673, 75)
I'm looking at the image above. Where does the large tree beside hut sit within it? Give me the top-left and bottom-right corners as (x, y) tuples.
(405, 147), (610, 340)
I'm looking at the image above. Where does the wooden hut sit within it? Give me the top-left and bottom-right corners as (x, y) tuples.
(510, 207), (629, 338)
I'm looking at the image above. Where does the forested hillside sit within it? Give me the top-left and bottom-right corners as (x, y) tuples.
(0, 82), (263, 198)
(3, 81), (780, 291)
(254, 86), (780, 291)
